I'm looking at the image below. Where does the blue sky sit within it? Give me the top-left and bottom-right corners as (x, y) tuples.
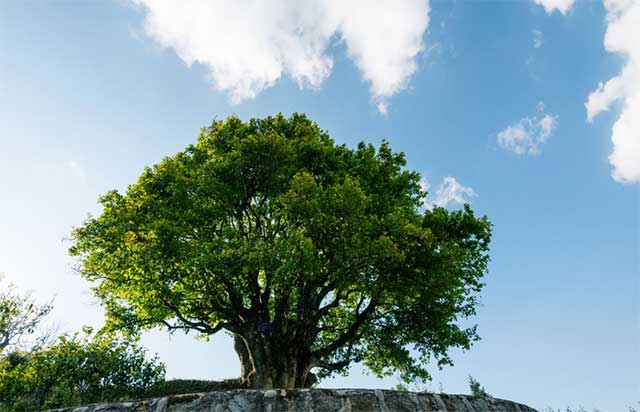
(0, 1), (638, 411)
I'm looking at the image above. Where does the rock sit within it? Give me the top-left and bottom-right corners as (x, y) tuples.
(47, 389), (537, 412)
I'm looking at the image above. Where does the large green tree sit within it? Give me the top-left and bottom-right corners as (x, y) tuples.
(70, 114), (491, 389)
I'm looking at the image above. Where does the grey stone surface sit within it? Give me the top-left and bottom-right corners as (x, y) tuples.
(47, 389), (537, 412)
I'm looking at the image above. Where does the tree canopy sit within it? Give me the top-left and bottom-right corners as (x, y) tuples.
(69, 113), (492, 389)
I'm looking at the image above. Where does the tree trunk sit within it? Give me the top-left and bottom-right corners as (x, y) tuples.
(232, 333), (312, 389)
(233, 334), (254, 387)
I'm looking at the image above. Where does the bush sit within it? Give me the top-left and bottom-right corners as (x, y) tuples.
(0, 328), (164, 412)
(150, 379), (244, 397)
(468, 375), (490, 397)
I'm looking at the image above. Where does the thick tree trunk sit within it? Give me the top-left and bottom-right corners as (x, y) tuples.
(232, 333), (312, 389)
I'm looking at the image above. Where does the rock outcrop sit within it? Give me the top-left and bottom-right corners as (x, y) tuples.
(49, 389), (537, 412)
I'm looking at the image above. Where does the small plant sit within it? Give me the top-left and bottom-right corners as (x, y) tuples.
(392, 383), (409, 392)
(391, 378), (433, 393)
(468, 375), (490, 397)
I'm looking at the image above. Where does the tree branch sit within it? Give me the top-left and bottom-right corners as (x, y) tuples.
(159, 297), (240, 334)
(311, 297), (378, 359)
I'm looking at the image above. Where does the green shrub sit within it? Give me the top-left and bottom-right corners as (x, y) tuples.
(150, 379), (244, 397)
(468, 375), (490, 397)
(0, 328), (164, 412)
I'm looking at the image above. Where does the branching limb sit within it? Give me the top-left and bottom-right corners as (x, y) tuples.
(311, 298), (378, 360)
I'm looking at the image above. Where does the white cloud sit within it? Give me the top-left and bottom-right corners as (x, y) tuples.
(497, 103), (558, 156)
(422, 176), (477, 209)
(131, 0), (430, 113)
(533, 0), (576, 15)
(377, 102), (388, 116)
(585, 0), (640, 184)
(533, 29), (543, 48)
(419, 176), (430, 193)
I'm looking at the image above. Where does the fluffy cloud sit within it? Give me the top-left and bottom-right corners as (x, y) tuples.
(131, 0), (430, 113)
(532, 29), (543, 48)
(497, 103), (558, 156)
(585, 0), (640, 184)
(533, 0), (576, 14)
(421, 176), (477, 209)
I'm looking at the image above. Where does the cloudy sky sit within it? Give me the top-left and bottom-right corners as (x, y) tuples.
(0, 0), (638, 410)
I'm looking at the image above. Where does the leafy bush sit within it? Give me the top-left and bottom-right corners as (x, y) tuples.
(149, 379), (243, 397)
(0, 328), (164, 412)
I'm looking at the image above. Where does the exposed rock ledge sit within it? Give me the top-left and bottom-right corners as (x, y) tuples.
(49, 389), (538, 412)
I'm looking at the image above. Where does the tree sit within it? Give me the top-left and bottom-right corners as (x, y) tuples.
(0, 328), (165, 412)
(0, 275), (52, 353)
(69, 113), (492, 389)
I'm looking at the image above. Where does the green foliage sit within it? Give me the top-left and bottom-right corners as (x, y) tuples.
(468, 375), (490, 397)
(0, 274), (52, 353)
(391, 382), (409, 392)
(69, 113), (492, 387)
(0, 328), (164, 412)
(149, 379), (243, 397)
